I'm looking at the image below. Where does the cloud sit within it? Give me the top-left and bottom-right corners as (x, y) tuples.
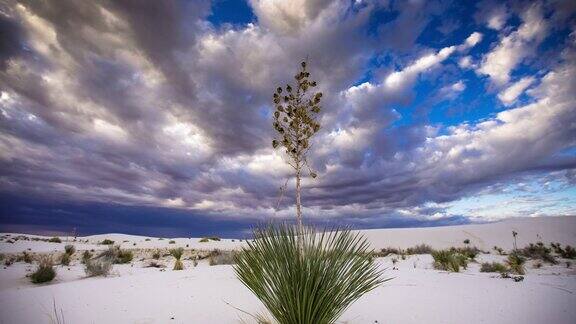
(498, 76), (535, 105)
(478, 4), (548, 85)
(0, 0), (574, 233)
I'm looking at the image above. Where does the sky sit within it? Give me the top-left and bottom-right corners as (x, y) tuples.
(0, 0), (575, 238)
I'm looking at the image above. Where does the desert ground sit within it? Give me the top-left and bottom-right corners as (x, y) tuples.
(1, 216), (575, 324)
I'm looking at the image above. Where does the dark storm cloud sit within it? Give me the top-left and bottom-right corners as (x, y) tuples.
(0, 0), (575, 235)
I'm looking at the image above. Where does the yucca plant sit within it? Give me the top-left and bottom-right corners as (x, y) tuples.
(170, 247), (184, 270)
(234, 224), (386, 324)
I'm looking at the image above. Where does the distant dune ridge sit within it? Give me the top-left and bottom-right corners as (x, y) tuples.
(1, 216), (575, 253)
(360, 216), (576, 250)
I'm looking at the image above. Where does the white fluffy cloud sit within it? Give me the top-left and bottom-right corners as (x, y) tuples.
(478, 4), (548, 85)
(498, 77), (535, 105)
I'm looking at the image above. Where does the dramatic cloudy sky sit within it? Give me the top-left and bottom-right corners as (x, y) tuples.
(1, 0), (575, 237)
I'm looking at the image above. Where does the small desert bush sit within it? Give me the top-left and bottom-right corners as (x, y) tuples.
(81, 250), (92, 264)
(405, 244), (434, 255)
(100, 239), (114, 245)
(115, 249), (133, 264)
(85, 258), (112, 277)
(64, 244), (75, 255)
(145, 238), (151, 241)
(97, 245), (132, 264)
(60, 253), (71, 266)
(493, 246), (505, 255)
(480, 262), (507, 273)
(234, 224), (386, 324)
(169, 240), (176, 244)
(31, 257), (56, 284)
(375, 247), (402, 257)
(170, 247), (184, 270)
(199, 237), (221, 243)
(506, 252), (526, 275)
(561, 245), (576, 259)
(463, 239), (470, 244)
(17, 251), (33, 263)
(146, 261), (165, 268)
(450, 246), (481, 260)
(520, 242), (556, 264)
(152, 250), (161, 260)
(49, 237), (62, 243)
(432, 250), (467, 272)
(209, 251), (236, 266)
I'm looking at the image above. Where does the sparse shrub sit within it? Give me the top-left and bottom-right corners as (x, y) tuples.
(115, 249), (133, 264)
(145, 238), (151, 241)
(17, 252), (33, 263)
(432, 250), (467, 272)
(96, 245), (132, 264)
(81, 251), (92, 264)
(64, 245), (75, 255)
(49, 237), (62, 243)
(533, 261), (543, 269)
(506, 252), (526, 275)
(561, 245), (576, 259)
(493, 246), (504, 255)
(170, 247), (184, 270)
(376, 247), (402, 257)
(0, 253), (4, 261)
(100, 239), (114, 245)
(405, 244), (433, 255)
(209, 251), (236, 266)
(31, 257), (56, 284)
(199, 237), (220, 242)
(463, 239), (470, 244)
(520, 242), (556, 264)
(152, 250), (161, 260)
(480, 262), (507, 273)
(97, 245), (119, 260)
(169, 240), (176, 244)
(85, 258), (112, 277)
(234, 225), (386, 324)
(146, 261), (165, 268)
(60, 253), (71, 266)
(4, 256), (14, 266)
(451, 246), (481, 260)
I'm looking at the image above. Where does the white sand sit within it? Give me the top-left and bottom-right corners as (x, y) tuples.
(1, 216), (575, 323)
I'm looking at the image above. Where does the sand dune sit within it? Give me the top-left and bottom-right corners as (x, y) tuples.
(1, 216), (575, 323)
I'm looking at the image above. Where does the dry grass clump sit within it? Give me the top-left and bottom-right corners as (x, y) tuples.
(31, 256), (56, 284)
(170, 247), (184, 270)
(64, 245), (75, 255)
(115, 249), (133, 264)
(85, 258), (113, 277)
(209, 251), (236, 266)
(96, 245), (132, 264)
(152, 250), (161, 260)
(480, 262), (507, 273)
(16, 251), (34, 263)
(405, 244), (434, 255)
(60, 253), (71, 266)
(199, 237), (221, 243)
(81, 251), (92, 264)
